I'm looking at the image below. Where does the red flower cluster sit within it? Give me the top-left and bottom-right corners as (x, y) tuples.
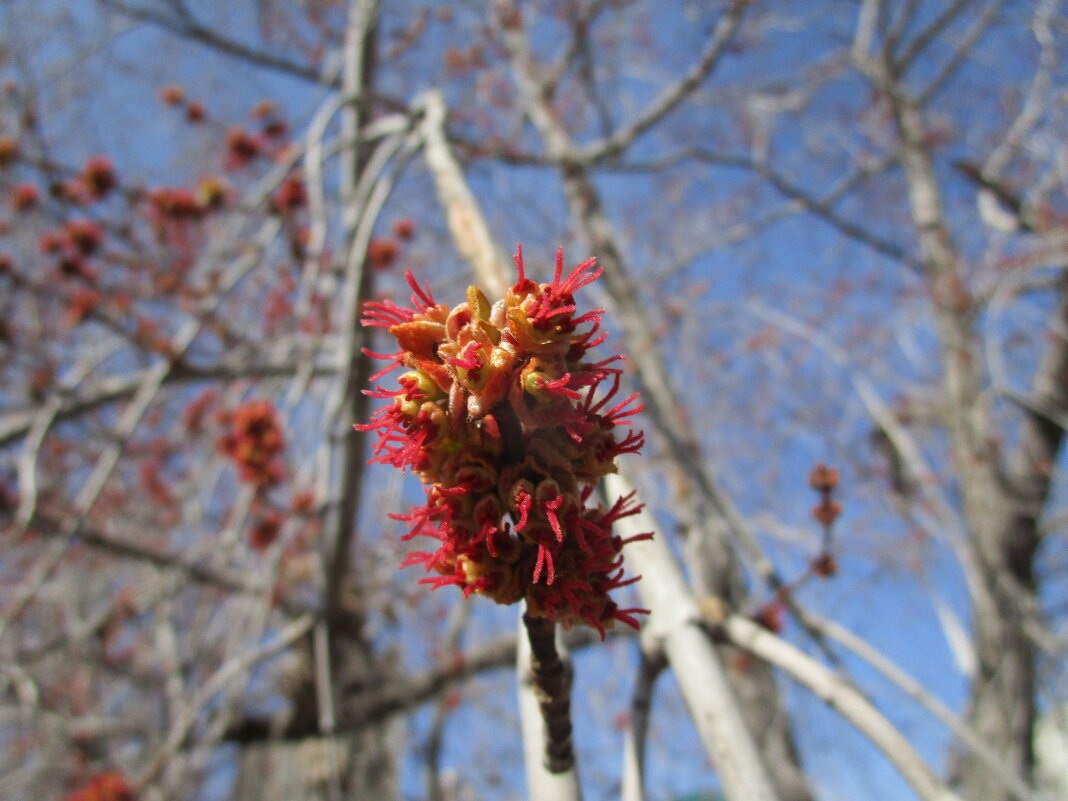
(66, 288), (102, 326)
(36, 221), (104, 282)
(392, 218), (415, 240)
(196, 175), (230, 211)
(367, 238), (399, 270)
(224, 126), (262, 170)
(159, 85), (186, 106)
(218, 400), (286, 488)
(808, 463), (842, 527)
(64, 772), (136, 801)
(8, 182), (39, 212)
(64, 220), (104, 256)
(249, 510), (283, 551)
(147, 187), (206, 220)
(359, 246), (651, 637)
(807, 462), (841, 580)
(272, 175), (306, 213)
(81, 157), (117, 200)
(0, 136), (17, 168)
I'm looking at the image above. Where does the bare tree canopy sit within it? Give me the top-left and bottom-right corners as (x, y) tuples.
(1, 2), (1066, 800)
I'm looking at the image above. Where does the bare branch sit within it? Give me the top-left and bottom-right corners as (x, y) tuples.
(518, 610), (584, 801)
(810, 615), (1033, 801)
(720, 614), (964, 801)
(916, 0), (1010, 106)
(604, 471), (782, 801)
(419, 89), (510, 299)
(134, 613), (316, 789)
(0, 355), (336, 449)
(573, 0), (749, 163)
(621, 638), (666, 801)
(100, 0), (336, 86)
(692, 149), (918, 268)
(893, 0), (974, 75)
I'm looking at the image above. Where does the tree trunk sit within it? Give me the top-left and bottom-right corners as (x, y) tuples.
(232, 725), (402, 801)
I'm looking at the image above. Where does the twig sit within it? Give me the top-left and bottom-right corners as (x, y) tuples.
(134, 613), (315, 790)
(573, 0), (750, 163)
(621, 638), (666, 801)
(522, 613), (575, 773)
(518, 610), (583, 801)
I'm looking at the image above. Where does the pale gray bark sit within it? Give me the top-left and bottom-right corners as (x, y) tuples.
(232, 727), (402, 801)
(227, 3), (401, 799)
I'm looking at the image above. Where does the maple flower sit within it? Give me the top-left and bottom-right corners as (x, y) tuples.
(81, 156), (117, 200)
(0, 136), (17, 168)
(218, 399), (286, 488)
(9, 182), (39, 212)
(358, 246), (651, 638)
(64, 771), (136, 801)
(224, 126), (262, 169)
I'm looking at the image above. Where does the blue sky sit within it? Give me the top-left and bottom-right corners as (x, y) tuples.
(2, 2), (1063, 800)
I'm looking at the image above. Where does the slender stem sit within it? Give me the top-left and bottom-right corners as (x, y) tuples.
(523, 613), (575, 773)
(622, 642), (666, 801)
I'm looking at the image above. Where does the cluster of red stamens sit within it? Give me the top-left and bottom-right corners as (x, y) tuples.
(358, 246), (651, 637)
(218, 400), (286, 488)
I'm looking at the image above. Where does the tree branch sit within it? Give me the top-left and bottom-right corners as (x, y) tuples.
(100, 0), (335, 86)
(518, 611), (583, 801)
(573, 0), (749, 163)
(719, 614), (964, 801)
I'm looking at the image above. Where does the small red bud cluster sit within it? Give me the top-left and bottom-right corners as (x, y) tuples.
(754, 599), (785, 633)
(263, 275), (296, 334)
(8, 182), (39, 212)
(808, 463), (841, 527)
(0, 136), (17, 168)
(392, 218), (415, 240)
(64, 220), (104, 256)
(158, 85), (205, 121)
(80, 157), (117, 200)
(367, 238), (399, 271)
(367, 220), (416, 272)
(217, 400), (286, 488)
(811, 552), (838, 578)
(808, 462), (841, 578)
(35, 220), (105, 283)
(147, 187), (206, 221)
(250, 100), (276, 119)
(251, 101), (288, 139)
(224, 126), (263, 170)
(249, 510), (283, 551)
(359, 246), (651, 638)
(182, 389), (219, 433)
(63, 772), (136, 801)
(138, 457), (173, 506)
(66, 288), (103, 326)
(196, 175), (230, 211)
(159, 85), (186, 106)
(272, 174), (306, 213)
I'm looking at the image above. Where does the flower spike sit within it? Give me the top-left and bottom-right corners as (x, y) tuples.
(358, 246), (651, 637)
